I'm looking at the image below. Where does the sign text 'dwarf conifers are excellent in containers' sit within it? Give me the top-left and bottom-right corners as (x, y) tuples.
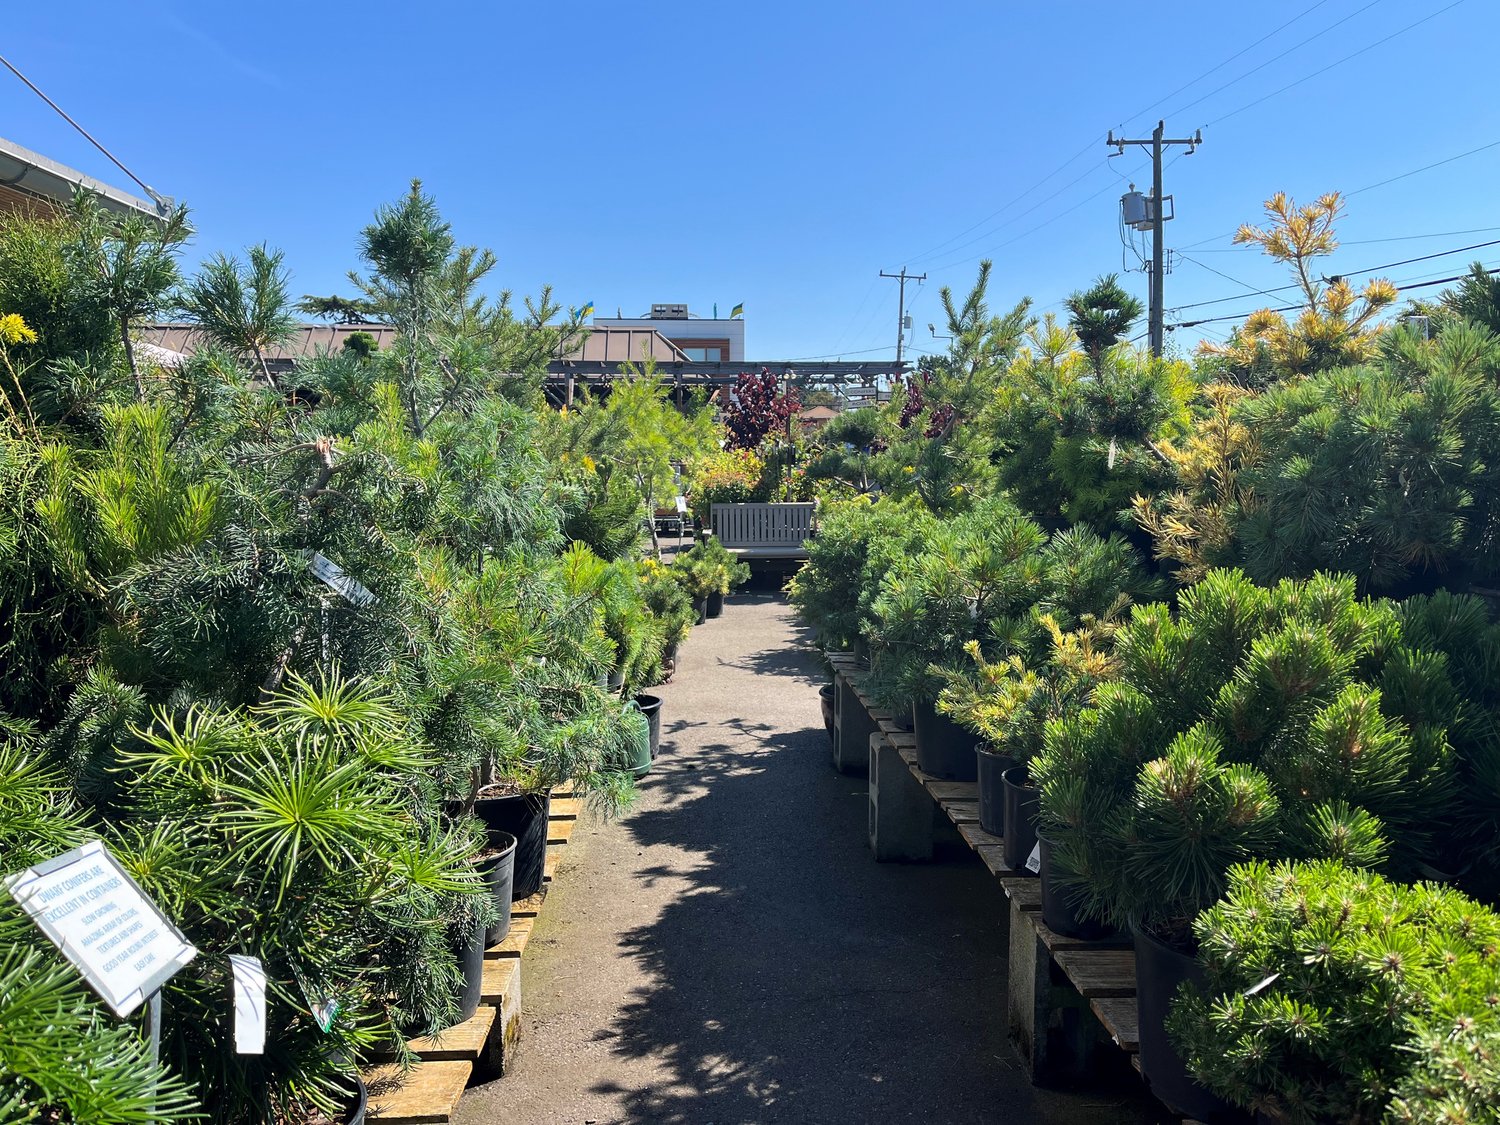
(5, 838), (197, 1017)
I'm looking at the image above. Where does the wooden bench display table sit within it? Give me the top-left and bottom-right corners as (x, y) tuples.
(828, 660), (1153, 1096)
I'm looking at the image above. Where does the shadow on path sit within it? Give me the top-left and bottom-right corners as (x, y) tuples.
(588, 602), (1160, 1125)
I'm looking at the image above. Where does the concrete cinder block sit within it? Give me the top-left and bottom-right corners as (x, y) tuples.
(867, 732), (934, 861)
(833, 673), (873, 776)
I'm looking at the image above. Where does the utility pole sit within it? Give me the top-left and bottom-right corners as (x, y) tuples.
(880, 267), (926, 371)
(1106, 121), (1201, 357)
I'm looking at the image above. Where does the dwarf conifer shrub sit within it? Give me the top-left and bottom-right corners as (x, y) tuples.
(786, 498), (937, 650)
(1168, 860), (1500, 1124)
(1035, 569), (1464, 943)
(866, 502), (1157, 717)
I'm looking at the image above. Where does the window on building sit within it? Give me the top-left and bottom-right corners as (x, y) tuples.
(682, 347), (724, 361)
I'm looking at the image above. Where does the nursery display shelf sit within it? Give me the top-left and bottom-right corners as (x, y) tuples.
(870, 714), (1146, 1055)
(363, 792), (578, 1123)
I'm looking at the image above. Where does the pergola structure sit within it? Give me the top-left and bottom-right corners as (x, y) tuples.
(544, 359), (909, 406)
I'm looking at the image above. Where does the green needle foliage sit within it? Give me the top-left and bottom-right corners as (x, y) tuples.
(786, 498), (938, 651)
(1169, 860), (1500, 1124)
(1034, 569), (1478, 944)
(177, 243), (299, 386)
(865, 500), (1157, 715)
(672, 536), (750, 602)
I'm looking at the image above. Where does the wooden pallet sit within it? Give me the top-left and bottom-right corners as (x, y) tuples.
(365, 797), (577, 1121)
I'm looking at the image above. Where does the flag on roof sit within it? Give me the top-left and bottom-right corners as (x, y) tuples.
(730, 302), (744, 319)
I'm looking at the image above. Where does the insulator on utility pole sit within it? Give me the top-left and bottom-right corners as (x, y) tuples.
(1106, 122), (1203, 358)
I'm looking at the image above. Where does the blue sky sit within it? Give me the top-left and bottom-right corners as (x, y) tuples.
(4, 1), (1498, 363)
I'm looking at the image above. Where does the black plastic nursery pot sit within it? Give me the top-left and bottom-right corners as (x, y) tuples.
(819, 684), (836, 746)
(975, 746), (1015, 837)
(472, 790), (552, 899)
(1037, 833), (1116, 941)
(340, 1076), (369, 1125)
(706, 590), (725, 618)
(911, 699), (978, 781)
(607, 668), (625, 692)
(693, 597), (708, 624)
(477, 831), (516, 947)
(1132, 924), (1247, 1124)
(851, 636), (870, 665)
(1001, 765), (1041, 873)
(635, 693), (663, 759)
(452, 922), (485, 1025)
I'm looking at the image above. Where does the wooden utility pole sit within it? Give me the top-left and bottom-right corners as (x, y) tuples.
(880, 267), (926, 369)
(1106, 121), (1201, 357)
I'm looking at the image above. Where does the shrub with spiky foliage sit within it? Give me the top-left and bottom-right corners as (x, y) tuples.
(672, 536), (750, 601)
(1232, 320), (1500, 594)
(866, 502), (1158, 716)
(980, 315), (1194, 532)
(1169, 860), (1500, 1124)
(1034, 569), (1466, 944)
(108, 676), (493, 1124)
(786, 497), (939, 650)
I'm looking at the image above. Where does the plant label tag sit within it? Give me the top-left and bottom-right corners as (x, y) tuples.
(675, 495), (688, 515)
(1025, 842), (1041, 873)
(306, 551), (376, 607)
(4, 839), (197, 1018)
(1243, 972), (1280, 997)
(229, 954), (267, 1054)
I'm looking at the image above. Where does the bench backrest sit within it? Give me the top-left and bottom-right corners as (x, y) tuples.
(711, 502), (816, 549)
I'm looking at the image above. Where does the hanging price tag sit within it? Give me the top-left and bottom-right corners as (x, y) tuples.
(1025, 842), (1041, 874)
(1244, 972), (1281, 997)
(305, 551), (376, 607)
(229, 954), (267, 1054)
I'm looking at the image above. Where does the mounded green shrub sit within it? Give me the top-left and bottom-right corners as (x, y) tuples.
(786, 497), (938, 651)
(1035, 569), (1465, 944)
(1169, 859), (1500, 1124)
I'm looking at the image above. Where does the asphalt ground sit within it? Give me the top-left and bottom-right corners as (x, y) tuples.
(454, 579), (1163, 1125)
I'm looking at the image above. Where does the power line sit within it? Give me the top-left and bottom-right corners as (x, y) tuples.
(926, 163), (1151, 274)
(1117, 0), (1339, 130)
(1168, 0), (1388, 123)
(0, 51), (169, 211)
(1176, 136), (1500, 253)
(1170, 265), (1500, 329)
(1171, 238), (1500, 312)
(908, 157), (1117, 267)
(1202, 0), (1467, 127)
(1348, 139), (1500, 196)
(899, 136), (1104, 265)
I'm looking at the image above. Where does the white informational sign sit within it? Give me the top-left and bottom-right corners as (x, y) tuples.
(4, 839), (197, 1017)
(674, 495), (688, 515)
(306, 551), (376, 607)
(1025, 842), (1042, 874)
(230, 954), (268, 1054)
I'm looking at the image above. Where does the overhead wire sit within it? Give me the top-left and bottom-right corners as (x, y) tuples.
(1170, 265), (1500, 329)
(1202, 0), (1468, 128)
(1166, 0), (1389, 123)
(1176, 135), (1500, 253)
(0, 51), (165, 208)
(1115, 0), (1339, 130)
(1170, 238), (1500, 313)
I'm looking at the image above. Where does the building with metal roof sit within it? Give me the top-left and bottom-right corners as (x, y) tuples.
(0, 134), (167, 218)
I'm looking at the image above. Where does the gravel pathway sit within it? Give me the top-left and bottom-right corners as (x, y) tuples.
(454, 588), (1161, 1125)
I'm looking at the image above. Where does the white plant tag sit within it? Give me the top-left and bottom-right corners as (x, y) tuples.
(1244, 972), (1280, 997)
(306, 551), (376, 607)
(1025, 842), (1042, 873)
(230, 954), (267, 1055)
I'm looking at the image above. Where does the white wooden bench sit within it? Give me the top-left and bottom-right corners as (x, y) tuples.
(710, 502), (815, 559)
